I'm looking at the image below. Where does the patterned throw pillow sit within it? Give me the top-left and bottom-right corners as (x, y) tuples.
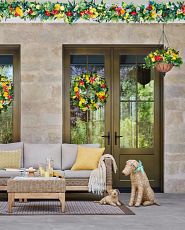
(0, 149), (22, 169)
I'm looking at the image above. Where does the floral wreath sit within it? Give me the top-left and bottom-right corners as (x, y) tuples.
(0, 75), (14, 113)
(71, 72), (109, 111)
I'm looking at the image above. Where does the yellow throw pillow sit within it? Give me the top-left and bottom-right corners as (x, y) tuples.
(71, 146), (105, 170)
(0, 149), (22, 169)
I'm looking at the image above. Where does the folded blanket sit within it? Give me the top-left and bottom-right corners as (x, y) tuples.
(88, 154), (117, 195)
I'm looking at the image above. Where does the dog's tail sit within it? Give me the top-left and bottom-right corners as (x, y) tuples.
(154, 200), (160, 206)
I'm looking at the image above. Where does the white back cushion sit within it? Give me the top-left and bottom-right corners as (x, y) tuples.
(24, 143), (61, 169)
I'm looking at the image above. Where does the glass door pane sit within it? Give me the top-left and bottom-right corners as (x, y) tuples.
(70, 55), (105, 146)
(0, 55), (13, 143)
(120, 55), (154, 149)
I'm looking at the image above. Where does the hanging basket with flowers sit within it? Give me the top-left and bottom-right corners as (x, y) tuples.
(144, 47), (183, 73)
(71, 72), (109, 111)
(0, 75), (14, 113)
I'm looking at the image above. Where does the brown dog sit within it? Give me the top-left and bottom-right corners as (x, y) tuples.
(122, 160), (159, 207)
(98, 189), (121, 206)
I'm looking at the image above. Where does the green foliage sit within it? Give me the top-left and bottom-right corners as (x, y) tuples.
(0, 109), (13, 144)
(0, 1), (185, 23)
(71, 118), (88, 144)
(120, 78), (154, 148)
(71, 116), (104, 147)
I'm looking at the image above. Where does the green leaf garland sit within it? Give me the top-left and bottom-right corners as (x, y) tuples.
(0, 1), (185, 23)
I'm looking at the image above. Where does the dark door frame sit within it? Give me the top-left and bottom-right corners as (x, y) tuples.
(63, 45), (164, 192)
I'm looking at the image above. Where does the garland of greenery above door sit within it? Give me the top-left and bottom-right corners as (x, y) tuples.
(1, 1), (185, 23)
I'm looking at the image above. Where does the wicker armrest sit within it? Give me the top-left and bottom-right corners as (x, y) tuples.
(104, 157), (113, 190)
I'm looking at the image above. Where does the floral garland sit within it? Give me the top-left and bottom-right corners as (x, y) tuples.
(71, 73), (108, 111)
(144, 47), (183, 69)
(0, 75), (14, 113)
(1, 1), (185, 23)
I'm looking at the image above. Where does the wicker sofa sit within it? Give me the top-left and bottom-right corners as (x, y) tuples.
(0, 142), (112, 192)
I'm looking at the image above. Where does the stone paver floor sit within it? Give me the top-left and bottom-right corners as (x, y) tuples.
(0, 193), (185, 230)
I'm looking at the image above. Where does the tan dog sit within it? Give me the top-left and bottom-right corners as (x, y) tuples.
(98, 189), (121, 206)
(122, 160), (159, 207)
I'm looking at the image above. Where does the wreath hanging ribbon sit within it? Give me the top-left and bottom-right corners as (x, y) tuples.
(0, 75), (14, 113)
(71, 72), (109, 111)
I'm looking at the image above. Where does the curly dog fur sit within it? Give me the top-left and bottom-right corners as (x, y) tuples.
(122, 160), (159, 207)
(98, 189), (121, 206)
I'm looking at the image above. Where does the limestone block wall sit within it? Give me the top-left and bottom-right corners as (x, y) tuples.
(0, 22), (185, 192)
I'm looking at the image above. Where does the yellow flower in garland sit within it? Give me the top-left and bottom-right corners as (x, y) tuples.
(1, 82), (6, 87)
(151, 11), (157, 19)
(89, 7), (98, 18)
(124, 13), (129, 20)
(15, 7), (24, 17)
(54, 4), (61, 11)
(55, 13), (64, 19)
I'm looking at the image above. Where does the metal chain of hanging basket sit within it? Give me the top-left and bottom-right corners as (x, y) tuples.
(144, 24), (183, 74)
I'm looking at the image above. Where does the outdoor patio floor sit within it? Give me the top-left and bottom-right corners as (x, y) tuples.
(0, 193), (185, 230)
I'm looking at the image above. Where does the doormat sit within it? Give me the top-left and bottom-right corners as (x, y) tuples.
(0, 200), (135, 215)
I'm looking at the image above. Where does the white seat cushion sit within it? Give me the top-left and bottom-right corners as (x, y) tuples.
(64, 170), (91, 178)
(0, 170), (22, 178)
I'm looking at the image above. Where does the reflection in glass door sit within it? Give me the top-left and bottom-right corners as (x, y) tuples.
(120, 55), (154, 148)
(113, 48), (162, 190)
(70, 55), (105, 146)
(63, 48), (111, 153)
(0, 55), (13, 143)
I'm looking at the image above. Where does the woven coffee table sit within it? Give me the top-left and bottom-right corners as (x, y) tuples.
(7, 177), (66, 213)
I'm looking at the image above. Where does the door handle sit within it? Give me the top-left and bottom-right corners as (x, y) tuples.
(114, 132), (123, 145)
(102, 132), (110, 145)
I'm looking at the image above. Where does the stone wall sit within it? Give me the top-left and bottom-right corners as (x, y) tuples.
(0, 22), (185, 192)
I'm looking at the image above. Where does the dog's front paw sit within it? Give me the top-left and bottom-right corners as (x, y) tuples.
(117, 201), (121, 206)
(135, 203), (141, 207)
(128, 202), (134, 207)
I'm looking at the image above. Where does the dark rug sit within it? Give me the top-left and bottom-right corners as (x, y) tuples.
(0, 200), (134, 215)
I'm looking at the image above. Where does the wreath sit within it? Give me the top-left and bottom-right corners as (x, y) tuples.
(71, 72), (109, 111)
(0, 75), (14, 113)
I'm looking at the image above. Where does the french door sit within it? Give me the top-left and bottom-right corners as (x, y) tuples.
(63, 46), (163, 191)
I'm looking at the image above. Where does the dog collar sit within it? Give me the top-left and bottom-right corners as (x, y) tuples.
(134, 160), (145, 174)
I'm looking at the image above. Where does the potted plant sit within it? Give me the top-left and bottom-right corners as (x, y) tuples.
(144, 47), (183, 73)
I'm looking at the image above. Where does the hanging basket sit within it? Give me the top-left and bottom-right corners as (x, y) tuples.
(137, 66), (151, 86)
(155, 62), (173, 73)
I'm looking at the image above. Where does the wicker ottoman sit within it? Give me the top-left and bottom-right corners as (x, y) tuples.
(7, 177), (66, 213)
